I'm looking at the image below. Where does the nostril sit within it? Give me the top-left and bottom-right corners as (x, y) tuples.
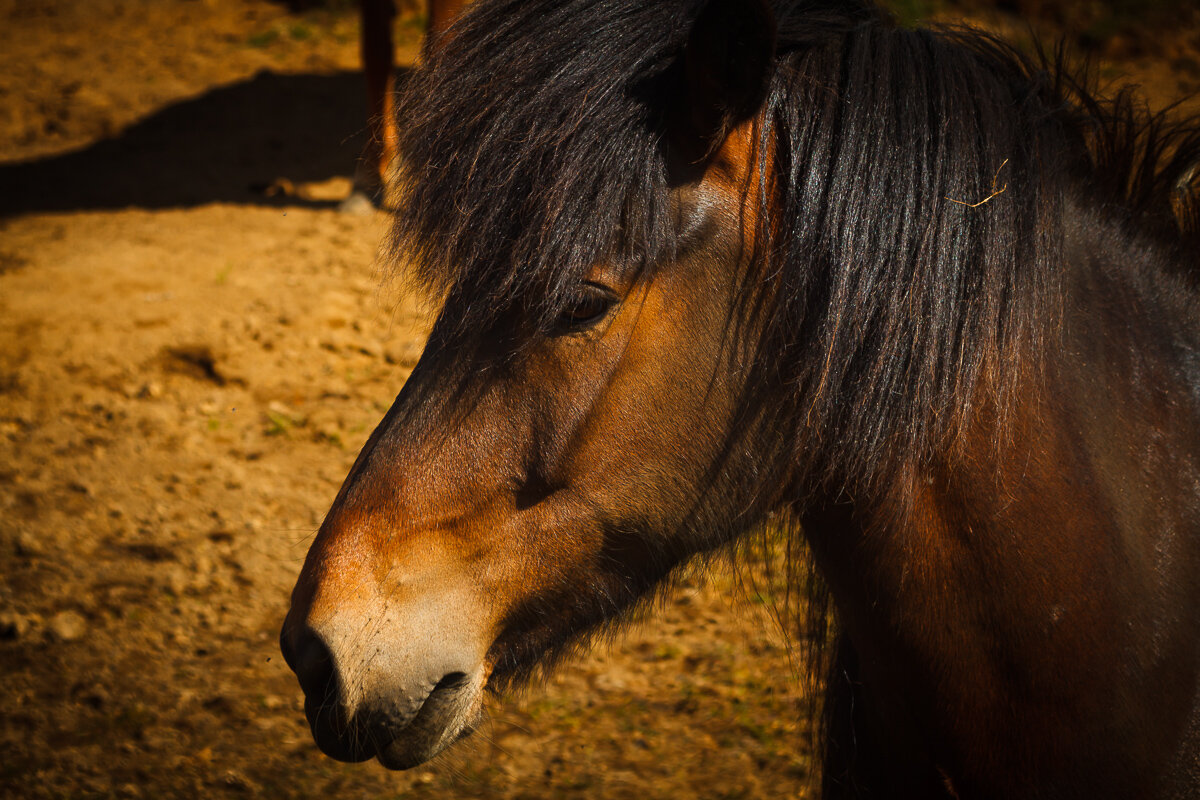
(279, 619), (300, 671)
(281, 621), (377, 764)
(282, 623), (338, 702)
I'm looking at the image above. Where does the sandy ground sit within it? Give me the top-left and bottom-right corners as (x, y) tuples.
(0, 2), (1196, 799)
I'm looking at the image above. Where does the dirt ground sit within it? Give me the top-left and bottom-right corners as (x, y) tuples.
(0, 2), (1197, 799)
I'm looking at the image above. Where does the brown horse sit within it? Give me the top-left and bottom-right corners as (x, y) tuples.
(282, 0), (1200, 795)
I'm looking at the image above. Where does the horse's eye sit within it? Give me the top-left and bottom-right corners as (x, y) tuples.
(556, 283), (617, 331)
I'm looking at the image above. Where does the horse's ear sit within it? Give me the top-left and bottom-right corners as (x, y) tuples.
(672, 0), (776, 162)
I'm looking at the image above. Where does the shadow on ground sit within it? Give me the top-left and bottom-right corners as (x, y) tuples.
(0, 68), (411, 217)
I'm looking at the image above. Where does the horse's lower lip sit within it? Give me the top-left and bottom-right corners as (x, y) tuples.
(372, 716), (480, 770)
(374, 740), (429, 771)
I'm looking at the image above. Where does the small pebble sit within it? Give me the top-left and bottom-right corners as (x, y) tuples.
(47, 610), (87, 642)
(14, 531), (43, 557)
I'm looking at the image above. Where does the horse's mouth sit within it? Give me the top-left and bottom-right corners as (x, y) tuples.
(303, 668), (488, 770)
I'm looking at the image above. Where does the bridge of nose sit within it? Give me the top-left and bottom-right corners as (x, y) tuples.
(344, 369), (537, 520)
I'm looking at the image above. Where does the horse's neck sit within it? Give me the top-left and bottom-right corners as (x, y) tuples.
(798, 209), (1200, 793)
(1060, 203), (1200, 413)
(806, 205), (1200, 554)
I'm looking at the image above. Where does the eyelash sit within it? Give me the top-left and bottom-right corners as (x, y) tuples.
(555, 283), (618, 331)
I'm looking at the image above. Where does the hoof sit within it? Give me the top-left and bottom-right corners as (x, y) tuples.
(338, 191), (378, 216)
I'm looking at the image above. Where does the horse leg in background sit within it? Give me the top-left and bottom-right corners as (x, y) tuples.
(821, 636), (951, 799)
(341, 0), (397, 213)
(344, 0), (468, 213)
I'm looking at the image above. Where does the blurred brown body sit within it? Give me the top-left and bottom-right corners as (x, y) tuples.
(358, 0), (466, 201)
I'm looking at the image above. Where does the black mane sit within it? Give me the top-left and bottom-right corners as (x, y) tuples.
(390, 0), (702, 333)
(391, 0), (1200, 493)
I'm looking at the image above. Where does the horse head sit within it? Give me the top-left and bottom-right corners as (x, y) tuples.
(281, 0), (781, 768)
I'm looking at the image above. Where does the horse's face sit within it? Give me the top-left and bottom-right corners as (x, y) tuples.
(281, 0), (777, 770)
(281, 131), (763, 770)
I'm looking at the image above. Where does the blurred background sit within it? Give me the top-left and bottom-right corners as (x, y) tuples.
(0, 1), (1196, 798)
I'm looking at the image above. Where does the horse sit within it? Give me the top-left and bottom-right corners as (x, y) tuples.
(354, 0), (466, 204)
(281, 0), (1200, 795)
